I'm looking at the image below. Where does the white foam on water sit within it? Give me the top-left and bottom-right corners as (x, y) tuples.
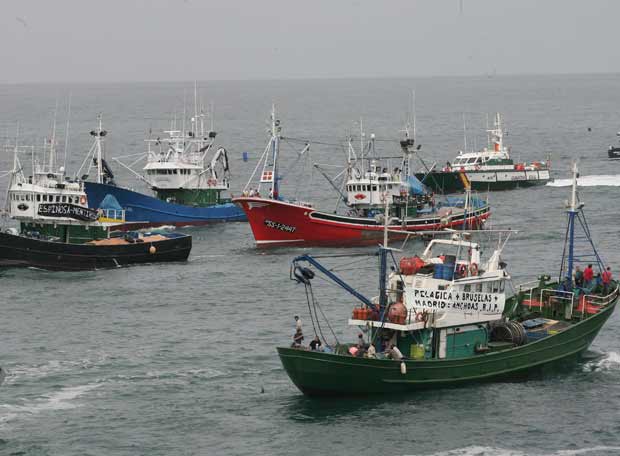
(547, 175), (620, 187)
(5, 354), (112, 384)
(110, 367), (227, 383)
(582, 351), (620, 372)
(0, 383), (101, 428)
(4, 360), (64, 384)
(411, 446), (620, 456)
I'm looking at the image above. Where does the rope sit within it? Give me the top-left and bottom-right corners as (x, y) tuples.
(308, 285), (339, 345)
(303, 283), (319, 337)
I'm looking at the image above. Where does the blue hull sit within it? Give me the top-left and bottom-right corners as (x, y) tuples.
(84, 182), (247, 228)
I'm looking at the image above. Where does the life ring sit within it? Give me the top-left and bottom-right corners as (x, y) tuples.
(415, 311), (428, 323)
(458, 263), (468, 277)
(470, 263), (479, 276)
(79, 195), (87, 205)
(207, 178), (216, 186)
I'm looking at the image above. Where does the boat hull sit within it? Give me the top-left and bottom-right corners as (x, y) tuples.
(232, 197), (491, 247)
(84, 182), (247, 229)
(416, 169), (551, 193)
(0, 231), (192, 271)
(278, 300), (616, 396)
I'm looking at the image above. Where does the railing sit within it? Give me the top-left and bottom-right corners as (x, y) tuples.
(98, 208), (126, 222)
(517, 280), (539, 309)
(583, 284), (620, 308)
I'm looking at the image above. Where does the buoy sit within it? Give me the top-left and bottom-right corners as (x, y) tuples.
(400, 362), (407, 375)
(80, 195), (87, 205)
(149, 245), (156, 254)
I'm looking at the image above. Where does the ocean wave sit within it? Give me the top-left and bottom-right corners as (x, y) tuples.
(415, 445), (620, 456)
(547, 175), (620, 187)
(0, 383), (101, 428)
(109, 367), (228, 383)
(582, 351), (620, 372)
(5, 354), (112, 384)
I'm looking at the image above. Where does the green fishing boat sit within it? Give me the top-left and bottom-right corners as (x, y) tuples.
(278, 164), (618, 396)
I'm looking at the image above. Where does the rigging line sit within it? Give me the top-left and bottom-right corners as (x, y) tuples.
(303, 283), (319, 337)
(328, 265), (377, 274)
(308, 284), (329, 344)
(282, 136), (343, 148)
(326, 255), (374, 272)
(310, 286), (340, 345)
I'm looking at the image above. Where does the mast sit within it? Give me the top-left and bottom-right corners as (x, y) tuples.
(379, 193), (389, 311)
(565, 162), (578, 288)
(49, 101), (58, 173)
(271, 105), (280, 199)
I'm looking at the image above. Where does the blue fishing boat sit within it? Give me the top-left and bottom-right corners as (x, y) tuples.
(80, 113), (246, 229)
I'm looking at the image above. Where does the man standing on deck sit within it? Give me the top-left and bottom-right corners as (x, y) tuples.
(584, 264), (594, 289)
(575, 265), (584, 287)
(294, 315), (302, 332)
(602, 267), (613, 294)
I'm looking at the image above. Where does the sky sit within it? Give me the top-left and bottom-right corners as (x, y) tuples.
(1, 0), (620, 84)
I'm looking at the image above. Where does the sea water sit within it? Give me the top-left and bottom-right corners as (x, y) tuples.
(1, 74), (620, 455)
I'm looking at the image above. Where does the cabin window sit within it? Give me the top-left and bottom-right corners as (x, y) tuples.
(499, 281), (505, 292)
(173, 169), (178, 174)
(372, 185), (377, 191)
(37, 194), (41, 202)
(62, 196), (67, 203)
(476, 283), (482, 292)
(438, 285), (447, 291)
(56, 196), (61, 202)
(464, 284), (471, 292)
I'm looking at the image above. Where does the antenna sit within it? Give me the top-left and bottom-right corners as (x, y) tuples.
(63, 93), (72, 170)
(462, 112), (468, 152)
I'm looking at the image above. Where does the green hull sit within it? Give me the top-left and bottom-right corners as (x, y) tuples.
(278, 300), (616, 396)
(416, 171), (550, 194)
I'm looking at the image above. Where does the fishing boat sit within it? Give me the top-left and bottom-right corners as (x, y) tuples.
(415, 113), (551, 193)
(0, 134), (192, 271)
(82, 109), (246, 230)
(278, 163), (617, 395)
(233, 108), (491, 248)
(608, 132), (620, 159)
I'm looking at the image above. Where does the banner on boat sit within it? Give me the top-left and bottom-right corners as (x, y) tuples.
(405, 287), (505, 315)
(38, 203), (99, 222)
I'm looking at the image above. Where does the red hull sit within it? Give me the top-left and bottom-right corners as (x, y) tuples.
(233, 197), (491, 248)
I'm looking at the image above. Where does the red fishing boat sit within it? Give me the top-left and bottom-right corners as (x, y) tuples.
(233, 108), (491, 248)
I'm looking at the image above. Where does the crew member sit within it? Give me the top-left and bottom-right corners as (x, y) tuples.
(309, 336), (322, 351)
(575, 265), (584, 287)
(602, 267), (613, 294)
(584, 264), (594, 289)
(388, 344), (403, 360)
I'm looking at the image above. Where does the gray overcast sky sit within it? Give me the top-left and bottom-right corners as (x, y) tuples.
(1, 0), (619, 84)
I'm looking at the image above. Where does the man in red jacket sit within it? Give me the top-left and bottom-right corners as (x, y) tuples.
(583, 264), (594, 289)
(602, 267), (613, 294)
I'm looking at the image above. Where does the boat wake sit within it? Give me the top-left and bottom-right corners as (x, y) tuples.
(4, 354), (112, 384)
(547, 175), (620, 188)
(582, 351), (620, 372)
(421, 445), (620, 456)
(0, 383), (101, 428)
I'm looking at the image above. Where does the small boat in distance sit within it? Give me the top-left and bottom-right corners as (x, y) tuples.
(233, 107), (490, 247)
(83, 104), (246, 229)
(278, 163), (617, 396)
(608, 132), (620, 159)
(0, 126), (192, 271)
(416, 113), (552, 193)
